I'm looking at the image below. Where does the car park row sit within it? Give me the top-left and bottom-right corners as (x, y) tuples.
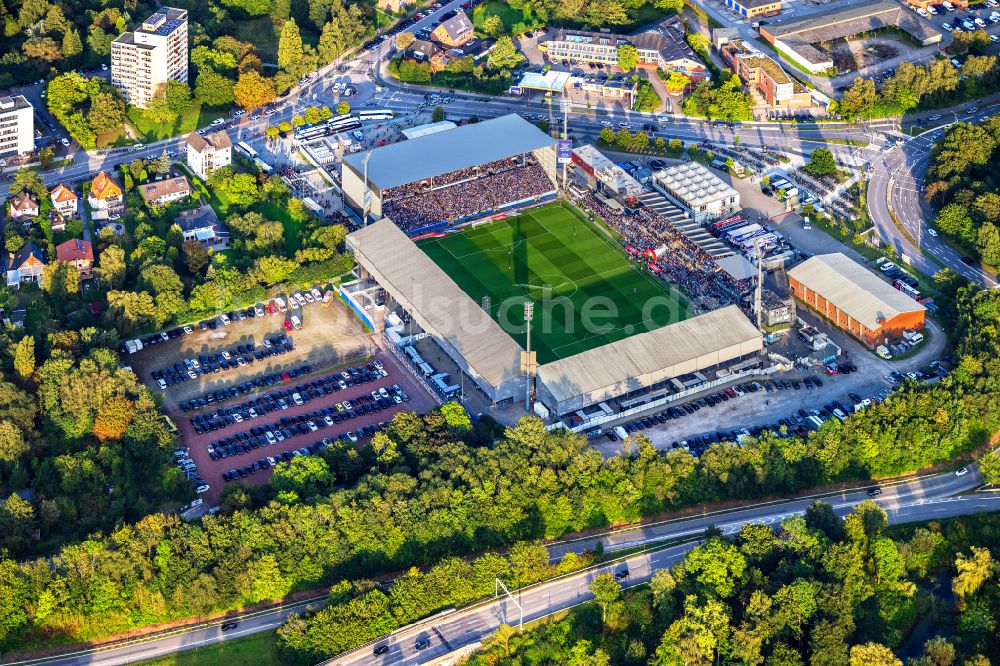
(173, 446), (210, 496)
(214, 386), (410, 483)
(608, 360), (950, 457)
(125, 287), (330, 353)
(187, 361), (389, 433)
(181, 363), (315, 411)
(151, 334), (294, 389)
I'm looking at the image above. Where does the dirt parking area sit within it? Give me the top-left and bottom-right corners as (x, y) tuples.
(173, 348), (436, 506)
(129, 300), (372, 411)
(822, 36), (900, 73)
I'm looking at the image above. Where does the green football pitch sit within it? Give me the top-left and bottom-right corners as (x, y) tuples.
(417, 202), (692, 364)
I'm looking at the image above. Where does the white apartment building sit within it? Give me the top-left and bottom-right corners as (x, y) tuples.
(111, 7), (189, 108)
(186, 130), (232, 180)
(0, 95), (34, 158)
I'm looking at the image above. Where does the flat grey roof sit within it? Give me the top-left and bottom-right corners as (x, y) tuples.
(342, 114), (556, 190)
(763, 0), (941, 47)
(347, 219), (524, 390)
(537, 306), (762, 403)
(788, 253), (926, 330)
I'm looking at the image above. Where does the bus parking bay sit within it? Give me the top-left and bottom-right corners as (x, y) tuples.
(174, 349), (436, 505)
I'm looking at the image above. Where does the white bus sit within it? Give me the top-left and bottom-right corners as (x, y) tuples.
(357, 109), (393, 121)
(254, 157), (273, 174)
(236, 141), (258, 159)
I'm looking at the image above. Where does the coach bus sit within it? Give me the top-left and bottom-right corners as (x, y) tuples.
(236, 141), (258, 159)
(357, 109), (393, 121)
(254, 157), (273, 175)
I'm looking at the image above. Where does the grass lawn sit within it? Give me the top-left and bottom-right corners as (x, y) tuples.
(96, 126), (130, 149)
(472, 0), (533, 32)
(135, 630), (284, 666)
(254, 201), (304, 255)
(417, 202), (691, 363)
(127, 103), (228, 143)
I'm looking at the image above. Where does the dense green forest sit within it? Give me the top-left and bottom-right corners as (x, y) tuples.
(923, 117), (1000, 267)
(1, 276), (997, 654)
(467, 504), (1000, 666)
(837, 57), (1000, 120)
(0, 0), (370, 89)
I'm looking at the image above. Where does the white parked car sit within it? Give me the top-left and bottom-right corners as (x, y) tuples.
(955, 467), (969, 477)
(211, 118), (225, 126)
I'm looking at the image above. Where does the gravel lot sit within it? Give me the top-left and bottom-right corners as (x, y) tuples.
(128, 300), (441, 506)
(129, 301), (371, 411)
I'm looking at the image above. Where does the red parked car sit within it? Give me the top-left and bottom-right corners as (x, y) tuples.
(283, 320), (294, 332)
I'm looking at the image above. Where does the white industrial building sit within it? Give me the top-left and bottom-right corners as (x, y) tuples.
(111, 7), (189, 108)
(652, 162), (740, 224)
(0, 95), (34, 158)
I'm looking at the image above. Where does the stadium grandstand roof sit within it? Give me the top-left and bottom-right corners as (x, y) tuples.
(346, 219), (524, 390)
(788, 253), (926, 330)
(715, 253), (756, 281)
(401, 120), (457, 140)
(537, 306), (762, 404)
(342, 114), (556, 190)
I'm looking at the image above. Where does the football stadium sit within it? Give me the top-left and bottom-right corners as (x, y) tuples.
(418, 202), (691, 363)
(341, 114), (559, 232)
(342, 114), (763, 418)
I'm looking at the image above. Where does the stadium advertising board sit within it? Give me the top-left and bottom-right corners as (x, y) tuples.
(558, 139), (572, 164)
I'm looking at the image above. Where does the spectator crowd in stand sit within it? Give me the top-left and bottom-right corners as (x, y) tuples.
(383, 156), (556, 233)
(581, 193), (754, 315)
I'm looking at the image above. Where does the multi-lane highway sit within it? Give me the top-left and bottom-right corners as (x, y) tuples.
(8, 465), (995, 666)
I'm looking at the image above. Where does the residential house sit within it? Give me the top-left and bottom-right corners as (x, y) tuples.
(4, 242), (46, 287)
(177, 205), (230, 250)
(139, 174), (191, 207)
(431, 11), (474, 47)
(9, 191), (38, 221)
(88, 171), (125, 221)
(49, 209), (67, 233)
(186, 130), (232, 180)
(55, 239), (95, 279)
(544, 19), (707, 80)
(49, 183), (79, 219)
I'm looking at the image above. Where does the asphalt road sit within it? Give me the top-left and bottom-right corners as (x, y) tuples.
(866, 102), (1000, 288)
(329, 470), (997, 666)
(9, 465), (993, 666)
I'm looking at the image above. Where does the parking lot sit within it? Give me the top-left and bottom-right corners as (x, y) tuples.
(127, 296), (442, 505)
(172, 349), (435, 505)
(593, 311), (947, 457)
(127, 298), (372, 411)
